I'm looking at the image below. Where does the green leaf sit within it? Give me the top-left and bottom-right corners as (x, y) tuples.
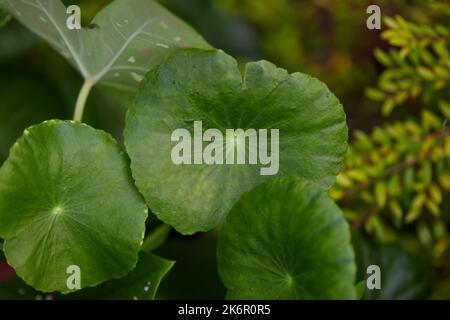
(365, 88), (386, 101)
(422, 110), (443, 130)
(0, 0), (210, 91)
(374, 48), (393, 67)
(417, 66), (435, 81)
(63, 252), (174, 300)
(353, 236), (431, 299)
(125, 49), (348, 234)
(382, 99), (395, 116)
(217, 178), (356, 300)
(0, 120), (147, 293)
(355, 281), (366, 300)
(141, 224), (171, 252)
(374, 181), (387, 208)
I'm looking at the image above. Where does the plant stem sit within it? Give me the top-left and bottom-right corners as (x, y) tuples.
(73, 78), (95, 122)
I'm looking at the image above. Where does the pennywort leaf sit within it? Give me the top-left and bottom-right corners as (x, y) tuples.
(125, 49), (348, 234)
(0, 120), (148, 293)
(217, 178), (356, 300)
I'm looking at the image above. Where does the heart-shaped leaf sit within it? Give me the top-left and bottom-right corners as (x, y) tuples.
(125, 49), (348, 234)
(63, 252), (174, 300)
(217, 178), (356, 299)
(0, 120), (147, 293)
(0, 0), (210, 91)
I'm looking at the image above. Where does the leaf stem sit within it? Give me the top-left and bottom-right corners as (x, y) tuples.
(73, 78), (95, 122)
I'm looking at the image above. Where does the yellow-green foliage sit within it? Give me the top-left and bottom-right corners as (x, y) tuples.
(336, 11), (450, 263)
(367, 15), (450, 115)
(331, 110), (449, 233)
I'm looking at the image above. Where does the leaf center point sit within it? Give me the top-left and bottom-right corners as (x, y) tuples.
(52, 206), (64, 216)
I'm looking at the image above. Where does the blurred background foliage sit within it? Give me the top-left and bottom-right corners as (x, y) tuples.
(0, 0), (449, 299)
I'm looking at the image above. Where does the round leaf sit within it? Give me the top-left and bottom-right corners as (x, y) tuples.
(125, 49), (348, 234)
(0, 120), (147, 293)
(217, 178), (356, 299)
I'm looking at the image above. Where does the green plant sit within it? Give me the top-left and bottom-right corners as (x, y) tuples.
(2, 0), (447, 301)
(339, 13), (450, 243)
(332, 9), (450, 298)
(0, 0), (359, 299)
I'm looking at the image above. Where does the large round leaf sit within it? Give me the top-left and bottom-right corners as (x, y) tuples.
(217, 178), (356, 299)
(0, 120), (147, 293)
(125, 49), (348, 234)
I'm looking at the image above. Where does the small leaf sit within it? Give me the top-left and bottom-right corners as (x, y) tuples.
(404, 167), (415, 192)
(405, 193), (426, 224)
(217, 178), (356, 300)
(428, 183), (442, 204)
(388, 199), (403, 226)
(0, 120), (148, 293)
(374, 181), (387, 208)
(365, 88), (386, 101)
(374, 49), (393, 67)
(438, 101), (450, 119)
(346, 169), (368, 183)
(422, 110), (443, 130)
(336, 173), (353, 188)
(412, 193), (427, 210)
(419, 160), (433, 185)
(438, 173), (450, 191)
(354, 130), (373, 150)
(417, 67), (435, 81)
(387, 174), (401, 197)
(383, 17), (398, 29)
(382, 99), (395, 116)
(425, 199), (440, 217)
(141, 224), (171, 252)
